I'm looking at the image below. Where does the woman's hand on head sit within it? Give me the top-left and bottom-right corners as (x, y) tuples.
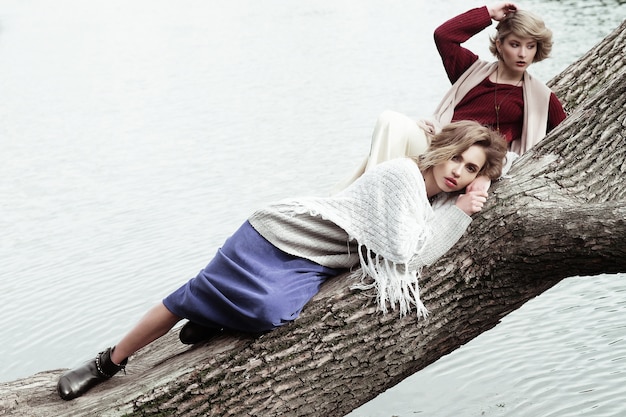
(487, 2), (517, 21)
(466, 176), (492, 194)
(455, 190), (489, 216)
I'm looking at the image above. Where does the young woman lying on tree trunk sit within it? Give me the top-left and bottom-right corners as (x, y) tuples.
(57, 120), (507, 401)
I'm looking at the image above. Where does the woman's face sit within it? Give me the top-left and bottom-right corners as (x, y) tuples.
(431, 145), (487, 193)
(497, 34), (538, 77)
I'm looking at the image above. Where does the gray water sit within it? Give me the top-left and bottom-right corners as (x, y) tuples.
(1, 1), (625, 415)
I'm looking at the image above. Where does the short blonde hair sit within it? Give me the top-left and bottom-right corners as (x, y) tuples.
(416, 121), (507, 180)
(489, 10), (553, 63)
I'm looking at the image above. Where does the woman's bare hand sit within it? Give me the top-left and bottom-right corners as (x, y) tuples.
(487, 2), (517, 21)
(466, 175), (492, 194)
(455, 190), (489, 215)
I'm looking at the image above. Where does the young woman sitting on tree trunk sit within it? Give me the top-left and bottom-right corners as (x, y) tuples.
(57, 120), (507, 401)
(333, 2), (566, 194)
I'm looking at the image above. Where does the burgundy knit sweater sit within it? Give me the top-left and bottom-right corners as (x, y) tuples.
(433, 7), (566, 143)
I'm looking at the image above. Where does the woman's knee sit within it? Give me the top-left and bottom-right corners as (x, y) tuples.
(376, 110), (408, 128)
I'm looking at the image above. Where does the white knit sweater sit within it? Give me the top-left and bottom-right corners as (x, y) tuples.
(249, 158), (472, 317)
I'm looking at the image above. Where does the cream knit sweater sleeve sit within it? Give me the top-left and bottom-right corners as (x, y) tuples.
(409, 198), (472, 269)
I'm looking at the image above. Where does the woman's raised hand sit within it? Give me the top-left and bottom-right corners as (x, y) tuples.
(487, 2), (517, 21)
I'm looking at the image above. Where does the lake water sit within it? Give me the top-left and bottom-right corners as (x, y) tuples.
(1, 0), (625, 415)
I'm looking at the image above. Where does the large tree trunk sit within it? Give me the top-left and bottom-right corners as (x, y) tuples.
(2, 19), (625, 417)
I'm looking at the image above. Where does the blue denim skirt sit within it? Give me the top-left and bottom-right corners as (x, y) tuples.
(163, 221), (343, 332)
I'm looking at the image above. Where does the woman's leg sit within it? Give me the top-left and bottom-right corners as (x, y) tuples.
(57, 302), (182, 400)
(366, 110), (429, 170)
(330, 110), (429, 193)
(111, 302), (182, 364)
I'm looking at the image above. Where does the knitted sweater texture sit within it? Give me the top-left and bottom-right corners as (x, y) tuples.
(249, 158), (471, 317)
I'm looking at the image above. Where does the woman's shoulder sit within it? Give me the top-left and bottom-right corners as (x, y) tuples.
(524, 71), (550, 91)
(524, 71), (555, 109)
(377, 157), (421, 175)
(364, 158), (425, 194)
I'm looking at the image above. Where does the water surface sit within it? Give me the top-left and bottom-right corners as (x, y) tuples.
(1, 1), (625, 415)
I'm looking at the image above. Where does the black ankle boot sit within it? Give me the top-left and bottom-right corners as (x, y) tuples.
(57, 347), (127, 401)
(179, 321), (223, 345)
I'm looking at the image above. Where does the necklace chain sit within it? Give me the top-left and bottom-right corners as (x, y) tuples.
(494, 68), (524, 132)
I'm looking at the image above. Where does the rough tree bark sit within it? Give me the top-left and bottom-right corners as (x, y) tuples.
(1, 19), (625, 417)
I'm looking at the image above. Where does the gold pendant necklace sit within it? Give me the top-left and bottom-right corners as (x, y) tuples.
(494, 68), (524, 132)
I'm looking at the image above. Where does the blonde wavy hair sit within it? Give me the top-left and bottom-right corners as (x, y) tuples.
(489, 10), (553, 63)
(415, 121), (507, 180)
